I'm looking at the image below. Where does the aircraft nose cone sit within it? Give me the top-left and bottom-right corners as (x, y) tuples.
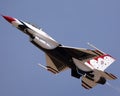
(2, 15), (15, 23)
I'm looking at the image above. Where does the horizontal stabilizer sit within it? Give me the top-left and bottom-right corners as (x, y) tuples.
(104, 72), (117, 80)
(81, 76), (97, 90)
(94, 69), (117, 80)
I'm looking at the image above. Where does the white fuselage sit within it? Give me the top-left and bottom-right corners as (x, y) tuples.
(11, 19), (59, 50)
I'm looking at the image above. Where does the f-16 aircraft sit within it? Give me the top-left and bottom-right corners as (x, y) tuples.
(2, 15), (117, 89)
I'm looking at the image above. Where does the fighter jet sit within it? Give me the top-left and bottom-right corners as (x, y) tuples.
(2, 15), (117, 89)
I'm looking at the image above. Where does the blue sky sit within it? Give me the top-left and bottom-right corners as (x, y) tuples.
(0, 0), (120, 96)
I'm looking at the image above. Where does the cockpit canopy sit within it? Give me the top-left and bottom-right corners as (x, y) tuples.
(26, 22), (42, 30)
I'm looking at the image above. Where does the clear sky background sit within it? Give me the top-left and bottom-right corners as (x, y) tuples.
(0, 0), (120, 96)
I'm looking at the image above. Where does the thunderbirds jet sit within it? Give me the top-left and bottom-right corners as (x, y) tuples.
(2, 15), (117, 89)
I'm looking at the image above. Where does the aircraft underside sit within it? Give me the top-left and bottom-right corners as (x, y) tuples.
(2, 15), (117, 90)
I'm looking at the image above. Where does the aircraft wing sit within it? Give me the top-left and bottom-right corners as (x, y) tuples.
(45, 46), (104, 74)
(45, 46), (98, 74)
(45, 53), (69, 74)
(59, 46), (100, 61)
(59, 46), (115, 71)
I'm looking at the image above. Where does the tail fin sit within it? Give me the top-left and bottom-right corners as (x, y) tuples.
(86, 54), (115, 71)
(87, 43), (116, 71)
